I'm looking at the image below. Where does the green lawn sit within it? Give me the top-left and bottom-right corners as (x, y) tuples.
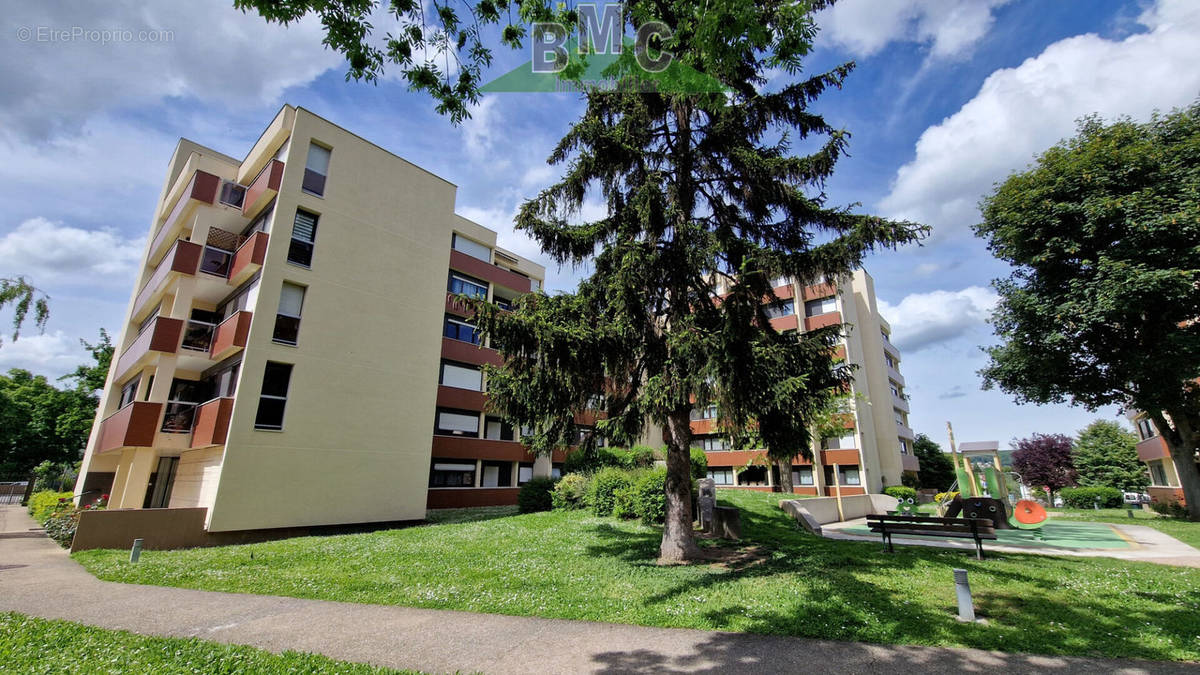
(74, 490), (1200, 662)
(0, 612), (419, 673)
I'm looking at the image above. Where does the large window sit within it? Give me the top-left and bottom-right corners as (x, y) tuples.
(692, 435), (730, 452)
(764, 299), (795, 319)
(485, 416), (515, 441)
(254, 362), (293, 430)
(288, 209), (318, 267)
(219, 181), (246, 208)
(435, 408), (480, 437)
(448, 272), (488, 300)
(162, 378), (209, 433)
(443, 316), (480, 345)
(273, 282), (305, 345)
(885, 353), (897, 369)
(181, 308), (220, 352)
(452, 233), (492, 262)
(824, 464), (861, 486)
(792, 466), (815, 486)
(708, 468), (734, 485)
(440, 361), (482, 391)
(480, 461), (513, 487)
(1149, 460), (1168, 486)
(899, 439), (910, 454)
(118, 376), (140, 409)
(303, 142), (330, 196)
(690, 404), (717, 421)
(804, 296), (837, 317)
(823, 434), (856, 449)
(429, 460), (476, 488)
(1137, 418), (1156, 440)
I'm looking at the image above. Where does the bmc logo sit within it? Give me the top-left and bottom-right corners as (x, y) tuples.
(532, 4), (673, 74)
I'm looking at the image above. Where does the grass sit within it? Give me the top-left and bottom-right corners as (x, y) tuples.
(0, 612), (420, 673)
(73, 490), (1200, 662)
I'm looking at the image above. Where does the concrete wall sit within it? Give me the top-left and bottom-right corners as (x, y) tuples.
(169, 446), (223, 509)
(780, 493), (899, 533)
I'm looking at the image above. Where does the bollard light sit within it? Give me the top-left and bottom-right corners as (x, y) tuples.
(130, 538), (144, 563)
(1127, 509), (1134, 519)
(953, 568), (976, 622)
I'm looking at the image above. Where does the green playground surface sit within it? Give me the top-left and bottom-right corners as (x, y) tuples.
(841, 519), (1132, 550)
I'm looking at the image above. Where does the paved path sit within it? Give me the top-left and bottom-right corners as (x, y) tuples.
(0, 505), (1194, 674)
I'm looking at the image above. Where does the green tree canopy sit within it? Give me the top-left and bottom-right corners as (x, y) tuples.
(0, 277), (49, 346)
(1073, 420), (1148, 492)
(975, 103), (1200, 520)
(912, 433), (954, 491)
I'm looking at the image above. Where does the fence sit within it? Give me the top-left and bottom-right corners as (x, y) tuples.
(0, 482), (29, 504)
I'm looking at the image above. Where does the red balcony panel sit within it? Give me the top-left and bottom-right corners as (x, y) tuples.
(821, 449), (860, 465)
(427, 488), (520, 509)
(133, 240), (202, 318)
(190, 397), (234, 448)
(97, 402), (162, 453)
(902, 454), (921, 472)
(229, 231), (269, 284)
(769, 314), (798, 332)
(824, 485), (865, 496)
(445, 292), (474, 318)
(210, 311), (252, 360)
(804, 312), (841, 332)
(243, 159), (284, 218)
(1136, 436), (1171, 462)
(704, 449), (765, 467)
(449, 250), (532, 294)
(150, 170), (220, 261)
(114, 318), (184, 380)
(801, 282), (837, 301)
(431, 436), (534, 462)
(441, 337), (502, 367)
(437, 385), (487, 411)
(792, 486), (819, 496)
(773, 283), (795, 300)
(690, 418), (717, 435)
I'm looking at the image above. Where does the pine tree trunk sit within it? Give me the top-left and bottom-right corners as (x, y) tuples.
(776, 459), (794, 494)
(1160, 408), (1200, 521)
(660, 409), (701, 562)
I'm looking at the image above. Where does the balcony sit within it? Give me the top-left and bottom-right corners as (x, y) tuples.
(449, 250), (532, 294)
(821, 449), (860, 465)
(804, 312), (841, 332)
(887, 365), (905, 387)
(801, 282), (837, 301)
(190, 397), (235, 448)
(769, 314), (799, 332)
(896, 424), (915, 441)
(230, 231), (268, 285)
(148, 170), (221, 265)
(892, 392), (909, 413)
(1137, 436), (1171, 462)
(445, 292), (474, 318)
(441, 337), (502, 367)
(436, 384), (487, 411)
(689, 418), (718, 435)
(243, 159), (284, 219)
(902, 453), (921, 472)
(211, 311), (253, 361)
(431, 435), (536, 462)
(883, 337), (901, 360)
(114, 318), (184, 381)
(132, 240), (203, 321)
(97, 402), (163, 453)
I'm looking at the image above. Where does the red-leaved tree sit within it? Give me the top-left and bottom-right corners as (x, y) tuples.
(1011, 433), (1077, 504)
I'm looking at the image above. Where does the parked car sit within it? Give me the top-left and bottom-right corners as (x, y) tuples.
(1123, 491), (1150, 505)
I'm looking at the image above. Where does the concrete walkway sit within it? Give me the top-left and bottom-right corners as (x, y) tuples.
(0, 505), (1194, 674)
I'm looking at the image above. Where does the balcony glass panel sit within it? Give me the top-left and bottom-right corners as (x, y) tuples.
(199, 247), (232, 277)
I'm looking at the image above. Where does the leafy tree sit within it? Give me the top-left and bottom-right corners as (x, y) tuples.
(975, 103), (1200, 519)
(246, 0), (924, 560)
(0, 370), (76, 479)
(1011, 433), (1077, 503)
(1073, 420), (1148, 491)
(0, 277), (49, 346)
(60, 329), (113, 395)
(912, 433), (955, 491)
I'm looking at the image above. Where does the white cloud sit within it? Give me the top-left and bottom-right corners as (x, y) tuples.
(1, 0), (341, 141)
(818, 0), (1009, 61)
(879, 0), (1200, 238)
(0, 218), (141, 288)
(877, 286), (997, 353)
(461, 98), (503, 158)
(0, 331), (87, 379)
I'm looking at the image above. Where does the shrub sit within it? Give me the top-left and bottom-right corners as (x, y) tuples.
(517, 477), (556, 513)
(43, 509), (80, 547)
(627, 468), (668, 524)
(933, 491), (959, 504)
(883, 486), (917, 502)
(612, 485), (638, 519)
(551, 473), (590, 510)
(1150, 500), (1189, 519)
(28, 491), (72, 525)
(1059, 486), (1123, 509)
(689, 447), (708, 479)
(564, 446), (659, 474)
(588, 467), (635, 516)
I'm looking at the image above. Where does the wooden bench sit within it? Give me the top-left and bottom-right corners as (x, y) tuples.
(866, 514), (998, 560)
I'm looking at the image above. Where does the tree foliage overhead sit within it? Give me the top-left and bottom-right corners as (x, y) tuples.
(0, 277), (49, 346)
(912, 433), (955, 491)
(1073, 420), (1148, 491)
(974, 102), (1200, 519)
(1011, 433), (1077, 501)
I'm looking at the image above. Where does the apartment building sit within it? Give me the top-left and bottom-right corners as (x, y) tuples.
(1126, 411), (1191, 506)
(75, 105), (546, 539)
(694, 269), (919, 495)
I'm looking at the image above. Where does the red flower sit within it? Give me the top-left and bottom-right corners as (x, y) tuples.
(100, 494), (109, 500)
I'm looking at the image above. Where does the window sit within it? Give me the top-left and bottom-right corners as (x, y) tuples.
(895, 410), (906, 427)
(889, 382), (901, 398)
(771, 276), (790, 289)
(118, 376), (140, 409)
(448, 272), (488, 300)
(551, 463), (564, 479)
(440, 361), (482, 391)
(764, 299), (795, 319)
(517, 463), (535, 485)
(899, 439), (909, 455)
(485, 416), (515, 441)
(881, 329), (891, 343)
(708, 468), (734, 485)
(205, 362), (239, 398)
(273, 282), (305, 345)
(824, 464), (861, 486)
(804, 296), (837, 317)
(792, 467), (815, 486)
(573, 425), (606, 447)
(219, 181), (246, 208)
(288, 209), (318, 267)
(254, 362), (293, 430)
(1137, 418), (1156, 440)
(242, 204), (274, 236)
(429, 461), (476, 488)
(531, 278), (541, 292)
(199, 243), (233, 278)
(885, 353), (897, 369)
(823, 435), (856, 449)
(162, 378), (209, 433)
(181, 308), (220, 352)
(303, 142), (330, 196)
(692, 435), (730, 452)
(690, 404), (717, 421)
(480, 461), (513, 487)
(452, 233), (492, 262)
(443, 316), (480, 344)
(1148, 460), (1168, 486)
(435, 408), (480, 437)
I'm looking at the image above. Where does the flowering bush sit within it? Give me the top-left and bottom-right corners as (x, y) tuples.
(551, 473), (590, 510)
(27, 491), (73, 525)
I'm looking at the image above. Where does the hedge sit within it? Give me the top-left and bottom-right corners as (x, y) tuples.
(882, 486), (917, 502)
(1059, 486), (1123, 509)
(517, 477), (556, 513)
(563, 446), (657, 474)
(588, 467), (636, 516)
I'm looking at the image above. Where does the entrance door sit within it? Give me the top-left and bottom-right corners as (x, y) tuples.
(146, 456), (179, 508)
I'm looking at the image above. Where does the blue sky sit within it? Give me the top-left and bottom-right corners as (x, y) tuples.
(1, 0), (1198, 450)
